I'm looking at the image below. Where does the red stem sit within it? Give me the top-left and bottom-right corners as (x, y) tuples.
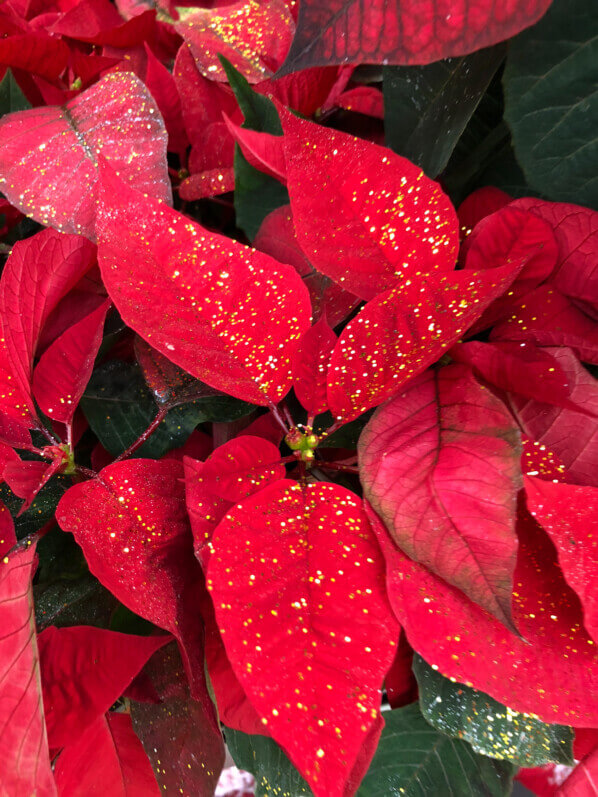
(319, 462), (360, 475)
(268, 401), (290, 436)
(113, 407), (168, 463)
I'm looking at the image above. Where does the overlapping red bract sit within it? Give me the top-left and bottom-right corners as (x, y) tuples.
(327, 263), (520, 421)
(280, 109), (459, 300)
(359, 363), (522, 625)
(292, 315), (337, 416)
(0, 529), (55, 797)
(0, 72), (171, 239)
(38, 626), (168, 750)
(0, 228), (95, 429)
(370, 506), (598, 725)
(96, 165), (311, 405)
(56, 459), (209, 701)
(54, 712), (160, 796)
(279, 0), (553, 72)
(208, 481), (399, 796)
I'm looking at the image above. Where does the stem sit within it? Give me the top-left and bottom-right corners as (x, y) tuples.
(75, 466), (97, 480)
(113, 407), (167, 462)
(267, 401), (290, 436)
(37, 423), (60, 446)
(320, 419), (343, 440)
(320, 462), (360, 475)
(280, 401), (294, 427)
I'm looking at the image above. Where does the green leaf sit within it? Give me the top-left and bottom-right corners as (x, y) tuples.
(35, 573), (118, 631)
(220, 56), (289, 240)
(225, 726), (312, 797)
(383, 45), (505, 178)
(503, 0), (598, 208)
(413, 655), (574, 768)
(0, 473), (70, 539)
(0, 69), (31, 115)
(80, 359), (254, 459)
(357, 704), (514, 797)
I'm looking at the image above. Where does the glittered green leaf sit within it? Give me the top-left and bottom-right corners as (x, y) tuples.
(225, 727), (312, 797)
(504, 0), (598, 208)
(413, 655), (574, 768)
(357, 704), (514, 797)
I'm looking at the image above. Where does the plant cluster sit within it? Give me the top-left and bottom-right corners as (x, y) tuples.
(0, 0), (596, 795)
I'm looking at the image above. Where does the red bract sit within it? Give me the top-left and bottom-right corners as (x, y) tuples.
(175, 0), (294, 83)
(507, 347), (598, 486)
(0, 72), (171, 239)
(32, 299), (110, 425)
(491, 285), (598, 364)
(224, 113), (287, 182)
(54, 713), (160, 797)
(457, 186), (512, 241)
(0, 528), (56, 796)
(370, 506), (598, 725)
(38, 625), (168, 750)
(207, 480), (399, 796)
(463, 205), (559, 332)
(327, 264), (521, 422)
(143, 43), (188, 158)
(0, 33), (69, 80)
(184, 435), (285, 567)
(512, 198), (598, 318)
(525, 477), (598, 642)
(254, 205), (360, 326)
(278, 0), (553, 72)
(280, 110), (459, 300)
(359, 363), (521, 626)
(0, 228), (95, 429)
(292, 315), (337, 415)
(55, 459), (209, 702)
(557, 747), (598, 795)
(4, 456), (66, 513)
(96, 165), (311, 405)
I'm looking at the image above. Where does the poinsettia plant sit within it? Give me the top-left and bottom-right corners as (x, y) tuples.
(0, 0), (596, 795)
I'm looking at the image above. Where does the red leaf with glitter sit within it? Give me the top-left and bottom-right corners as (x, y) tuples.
(54, 712), (160, 796)
(512, 198), (598, 318)
(254, 205), (360, 326)
(280, 110), (459, 300)
(178, 168), (236, 200)
(370, 504), (598, 725)
(32, 299), (110, 425)
(293, 315), (336, 416)
(463, 205), (559, 332)
(507, 347), (598, 486)
(50, 1), (156, 47)
(56, 459), (209, 702)
(0, 228), (95, 429)
(450, 340), (573, 406)
(335, 86), (384, 118)
(491, 285), (598, 364)
(521, 435), (569, 484)
(176, 0), (295, 84)
(38, 626), (169, 751)
(96, 165), (311, 406)
(278, 0), (552, 73)
(458, 186), (512, 242)
(0, 528), (56, 796)
(207, 480), (399, 796)
(0, 72), (171, 239)
(525, 477), (598, 642)
(224, 113), (287, 182)
(130, 641), (226, 795)
(385, 630), (418, 709)
(327, 263), (520, 422)
(557, 747), (598, 795)
(184, 435), (285, 567)
(359, 363), (521, 625)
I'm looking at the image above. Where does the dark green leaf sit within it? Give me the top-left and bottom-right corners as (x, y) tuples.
(225, 726), (312, 797)
(80, 360), (254, 459)
(504, 0), (598, 208)
(357, 704), (514, 797)
(35, 573), (118, 631)
(413, 655), (574, 768)
(383, 46), (505, 178)
(220, 56), (288, 240)
(0, 69), (31, 115)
